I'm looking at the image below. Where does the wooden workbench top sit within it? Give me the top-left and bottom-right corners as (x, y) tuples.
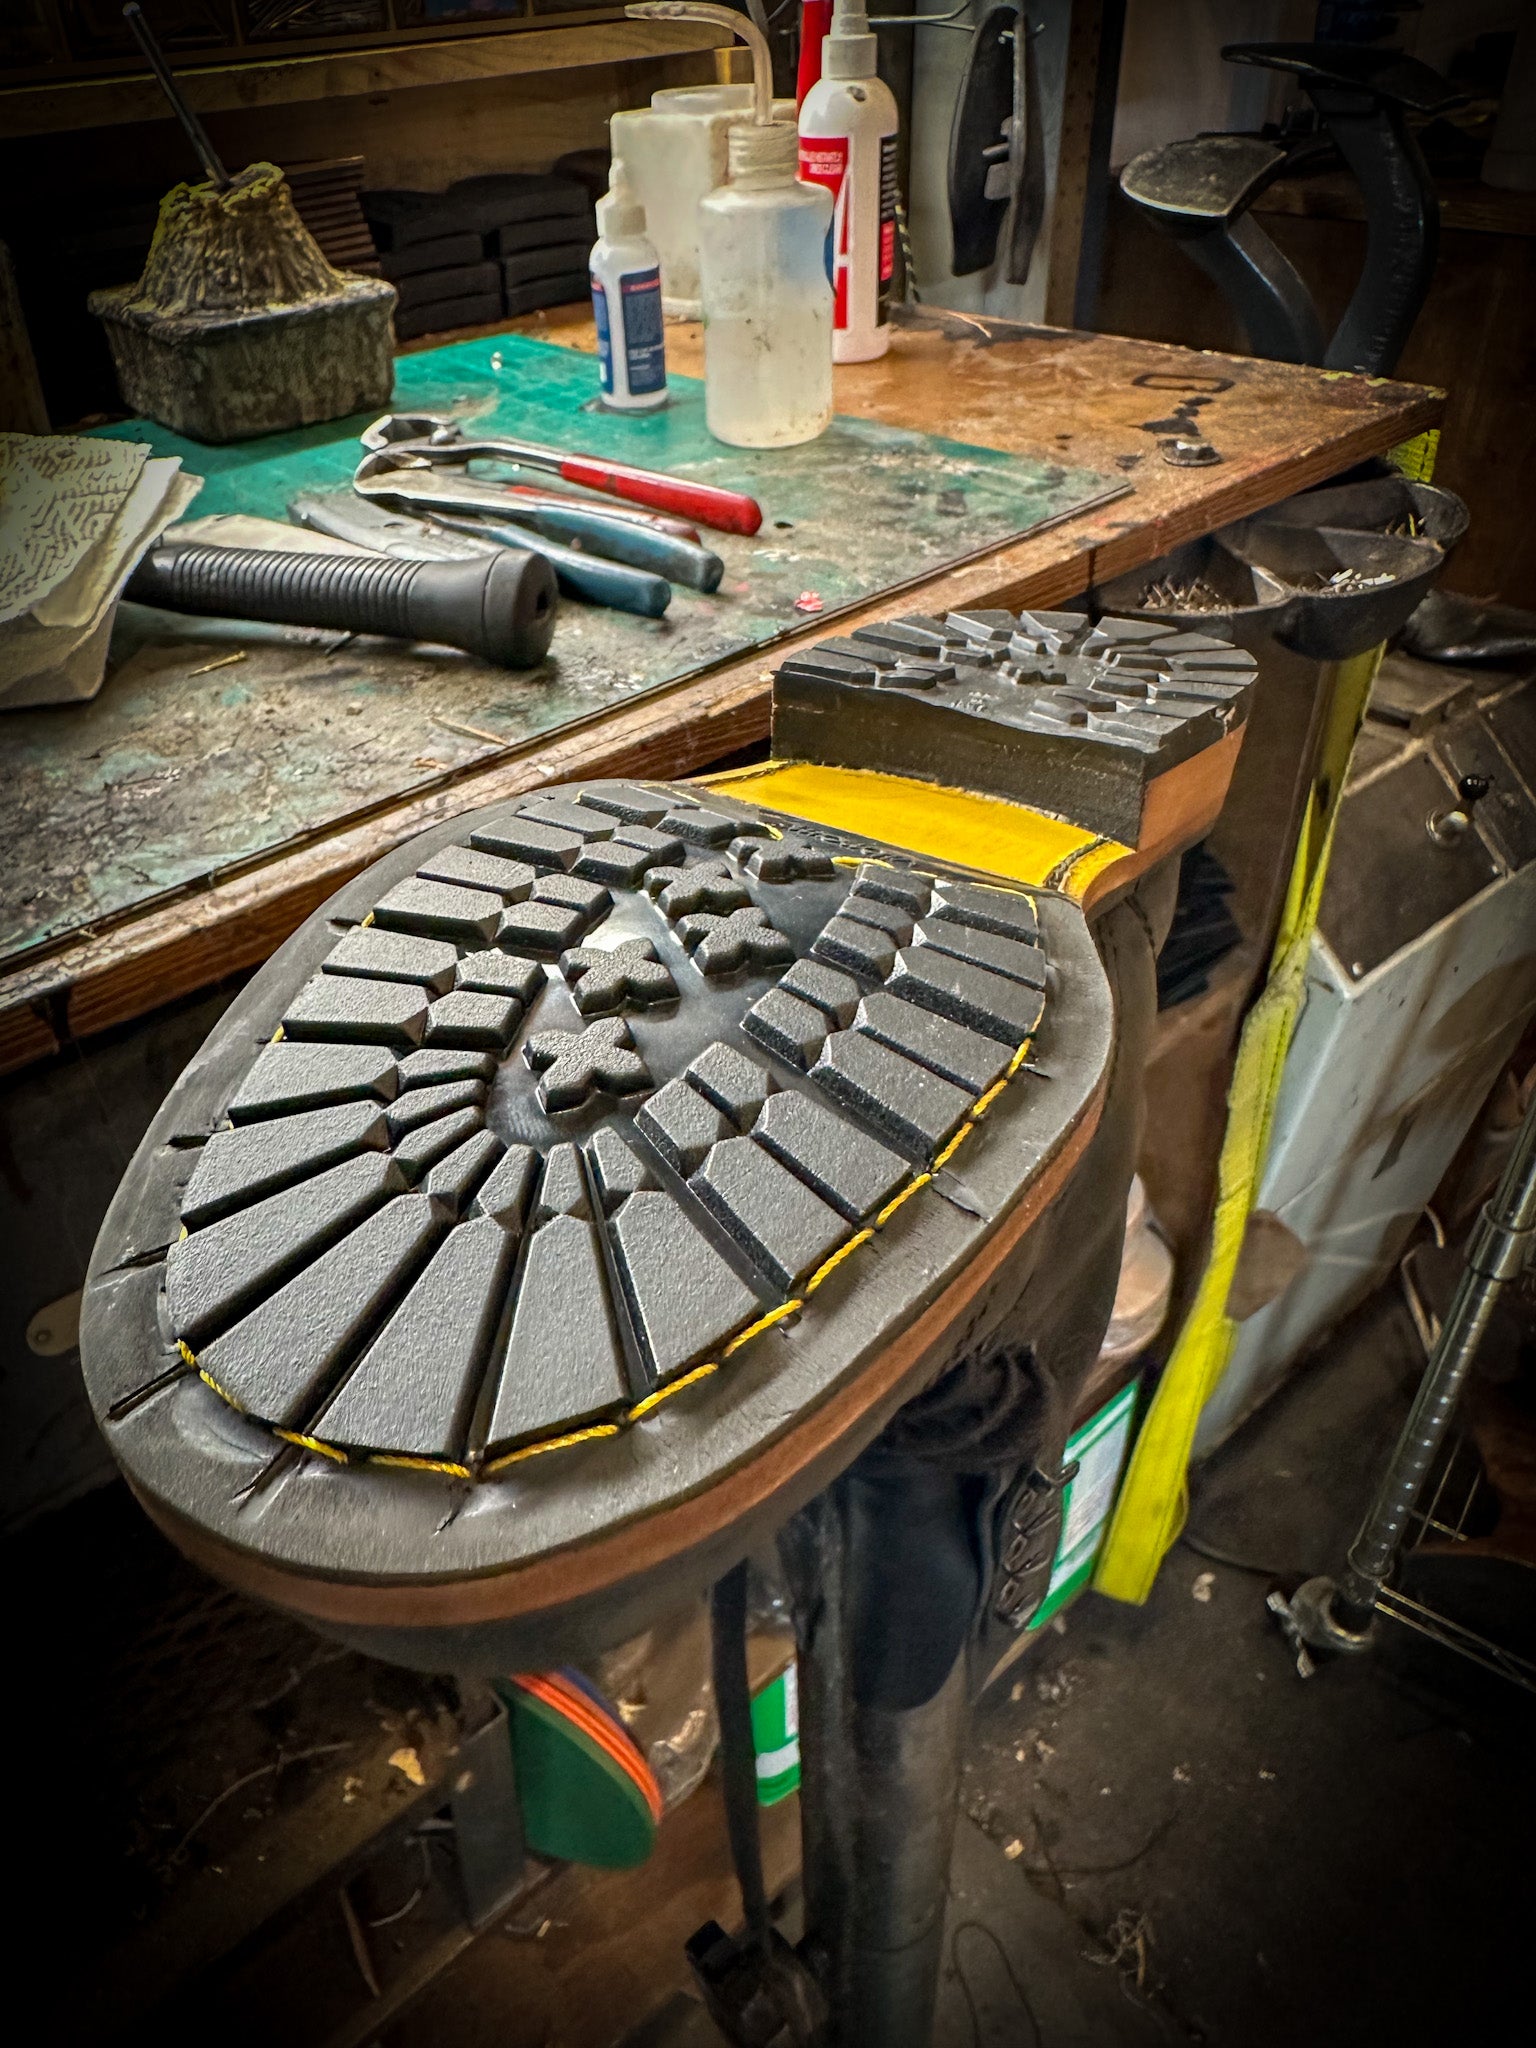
(0, 306), (1441, 1074)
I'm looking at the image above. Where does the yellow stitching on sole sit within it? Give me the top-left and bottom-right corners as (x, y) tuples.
(933, 1120), (975, 1169)
(198, 1367), (244, 1411)
(723, 1299), (802, 1356)
(972, 1077), (1010, 1119)
(178, 1340), (197, 1367)
(875, 1174), (931, 1228)
(250, 987), (1053, 1481)
(805, 1229), (874, 1293)
(270, 1025), (285, 1043)
(275, 1429), (348, 1463)
(370, 1453), (472, 1477)
(484, 1422), (621, 1474)
(628, 1362), (719, 1421)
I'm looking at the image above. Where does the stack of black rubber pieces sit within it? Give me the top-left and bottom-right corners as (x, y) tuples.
(364, 171), (597, 342)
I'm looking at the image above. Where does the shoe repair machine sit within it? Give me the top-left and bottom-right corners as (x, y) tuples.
(80, 608), (1256, 2044)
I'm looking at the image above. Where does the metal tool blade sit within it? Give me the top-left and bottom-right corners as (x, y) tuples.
(290, 488), (497, 561)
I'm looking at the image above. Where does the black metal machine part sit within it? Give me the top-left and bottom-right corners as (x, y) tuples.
(1093, 473), (1467, 663)
(1118, 40), (1466, 375)
(946, 3), (1044, 285)
(705, 888), (1162, 2048)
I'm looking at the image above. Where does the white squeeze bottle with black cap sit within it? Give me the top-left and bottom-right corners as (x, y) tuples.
(589, 158), (668, 412)
(797, 0), (899, 363)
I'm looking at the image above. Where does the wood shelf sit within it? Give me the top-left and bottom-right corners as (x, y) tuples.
(0, 20), (729, 138)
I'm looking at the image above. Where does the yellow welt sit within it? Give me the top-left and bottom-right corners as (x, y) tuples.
(701, 760), (1120, 896)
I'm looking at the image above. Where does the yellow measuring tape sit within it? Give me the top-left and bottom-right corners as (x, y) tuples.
(1094, 643), (1385, 1604)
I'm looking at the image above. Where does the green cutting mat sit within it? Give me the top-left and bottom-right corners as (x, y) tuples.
(3, 334), (1123, 959)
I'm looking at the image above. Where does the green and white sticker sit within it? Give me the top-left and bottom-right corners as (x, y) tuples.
(1032, 1378), (1140, 1628)
(751, 1658), (800, 1807)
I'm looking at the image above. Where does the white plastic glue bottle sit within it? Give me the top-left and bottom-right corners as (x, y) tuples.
(638, 1), (833, 447)
(589, 158), (668, 412)
(797, 0), (899, 364)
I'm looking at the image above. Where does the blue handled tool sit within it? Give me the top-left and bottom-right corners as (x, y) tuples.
(426, 511), (673, 618)
(507, 499), (724, 592)
(293, 489), (671, 619)
(352, 446), (722, 592)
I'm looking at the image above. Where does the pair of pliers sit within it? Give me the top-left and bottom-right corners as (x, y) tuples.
(359, 411), (762, 535)
(354, 444), (729, 602)
(344, 461), (675, 617)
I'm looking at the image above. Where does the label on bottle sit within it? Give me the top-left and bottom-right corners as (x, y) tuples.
(591, 275), (615, 395)
(878, 132), (898, 324)
(619, 267), (666, 394)
(799, 134), (851, 328)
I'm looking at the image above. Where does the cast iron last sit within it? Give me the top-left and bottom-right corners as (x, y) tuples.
(81, 608), (1254, 1674)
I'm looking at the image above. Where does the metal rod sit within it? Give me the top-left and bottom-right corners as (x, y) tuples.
(1333, 1081), (1536, 1632)
(122, 3), (232, 191)
(782, 1464), (976, 2048)
(710, 1561), (772, 1956)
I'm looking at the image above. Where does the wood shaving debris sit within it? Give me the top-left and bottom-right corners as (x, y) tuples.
(1192, 1571), (1215, 1603)
(434, 715), (511, 747)
(389, 1746), (426, 1786)
(187, 651), (248, 677)
(1002, 1837), (1024, 1861)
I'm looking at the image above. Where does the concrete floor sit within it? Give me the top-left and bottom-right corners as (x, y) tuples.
(943, 1288), (1526, 2047)
(625, 1284), (1527, 2048)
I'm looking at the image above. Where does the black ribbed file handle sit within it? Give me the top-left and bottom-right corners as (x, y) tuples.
(126, 540), (558, 669)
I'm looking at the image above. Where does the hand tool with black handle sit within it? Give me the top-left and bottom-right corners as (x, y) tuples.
(361, 412), (763, 535)
(295, 490), (672, 618)
(126, 539), (558, 668)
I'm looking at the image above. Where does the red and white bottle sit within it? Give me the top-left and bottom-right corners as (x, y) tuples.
(797, 0), (899, 364)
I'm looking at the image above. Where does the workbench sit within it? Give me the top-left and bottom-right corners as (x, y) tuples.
(0, 305), (1441, 1074)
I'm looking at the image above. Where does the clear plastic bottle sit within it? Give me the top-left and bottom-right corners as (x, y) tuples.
(798, 0), (900, 363)
(697, 120), (834, 448)
(588, 159), (668, 412)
